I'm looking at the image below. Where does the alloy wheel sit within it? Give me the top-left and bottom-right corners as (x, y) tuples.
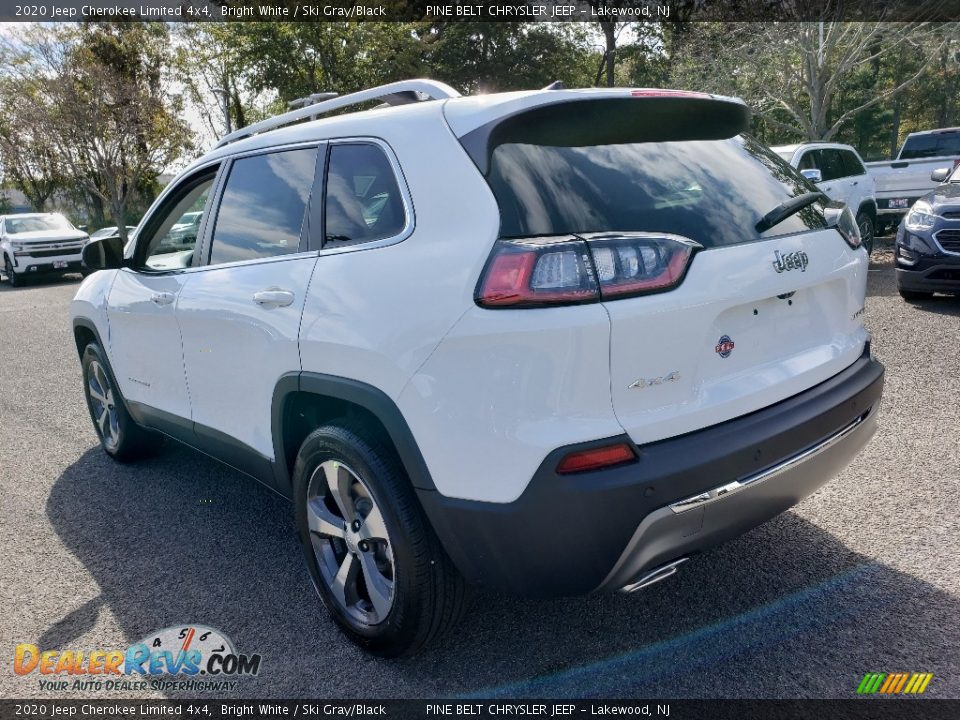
(87, 359), (120, 451)
(306, 460), (395, 624)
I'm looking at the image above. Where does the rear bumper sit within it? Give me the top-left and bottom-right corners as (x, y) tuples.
(418, 346), (884, 597)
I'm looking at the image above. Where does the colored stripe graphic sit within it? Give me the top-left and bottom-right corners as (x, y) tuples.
(857, 672), (933, 694)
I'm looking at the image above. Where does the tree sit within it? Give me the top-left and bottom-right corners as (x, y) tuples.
(669, 22), (946, 142)
(0, 82), (66, 211)
(424, 22), (594, 93)
(1, 23), (191, 242)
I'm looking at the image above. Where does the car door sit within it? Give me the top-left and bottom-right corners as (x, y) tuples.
(174, 144), (323, 483)
(839, 149), (871, 211)
(106, 166), (220, 425)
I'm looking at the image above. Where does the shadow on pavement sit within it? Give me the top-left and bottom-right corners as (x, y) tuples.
(46, 443), (959, 699)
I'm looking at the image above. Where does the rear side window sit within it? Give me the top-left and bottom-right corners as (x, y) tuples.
(900, 133), (960, 159)
(209, 146), (318, 265)
(324, 143), (406, 247)
(487, 134), (826, 247)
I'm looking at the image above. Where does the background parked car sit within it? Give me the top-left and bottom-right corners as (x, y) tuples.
(866, 127), (960, 234)
(894, 164), (960, 301)
(1, 213), (89, 287)
(772, 142), (877, 253)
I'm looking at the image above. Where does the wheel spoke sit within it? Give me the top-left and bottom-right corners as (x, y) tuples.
(97, 406), (109, 435)
(108, 411), (120, 443)
(95, 364), (110, 398)
(358, 504), (388, 541)
(306, 497), (344, 538)
(330, 553), (358, 608)
(357, 551), (393, 619)
(322, 461), (355, 522)
(88, 382), (106, 405)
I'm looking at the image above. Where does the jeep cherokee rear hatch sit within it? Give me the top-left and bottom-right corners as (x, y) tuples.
(453, 91), (870, 445)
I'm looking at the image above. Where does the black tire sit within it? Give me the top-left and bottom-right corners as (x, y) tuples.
(293, 422), (467, 657)
(5, 256), (22, 287)
(898, 288), (934, 302)
(81, 342), (163, 462)
(856, 211), (875, 256)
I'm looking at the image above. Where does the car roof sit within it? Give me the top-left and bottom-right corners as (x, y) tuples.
(183, 86), (747, 177)
(906, 127), (960, 137)
(1, 212), (62, 219)
(770, 142), (858, 155)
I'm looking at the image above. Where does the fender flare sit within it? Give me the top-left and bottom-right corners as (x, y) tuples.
(271, 371), (437, 495)
(72, 317), (107, 358)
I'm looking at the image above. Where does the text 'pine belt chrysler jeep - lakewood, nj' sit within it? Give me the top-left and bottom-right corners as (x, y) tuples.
(72, 80), (885, 656)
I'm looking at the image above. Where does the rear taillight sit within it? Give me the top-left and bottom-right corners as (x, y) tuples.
(476, 233), (701, 309)
(556, 442), (637, 474)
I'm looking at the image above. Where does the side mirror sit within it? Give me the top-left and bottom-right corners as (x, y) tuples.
(77, 224), (88, 232)
(81, 235), (125, 273)
(800, 168), (823, 184)
(930, 168), (950, 183)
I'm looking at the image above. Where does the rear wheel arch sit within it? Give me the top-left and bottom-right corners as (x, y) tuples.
(271, 373), (437, 498)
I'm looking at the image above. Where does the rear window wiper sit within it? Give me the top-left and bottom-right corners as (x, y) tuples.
(755, 192), (825, 233)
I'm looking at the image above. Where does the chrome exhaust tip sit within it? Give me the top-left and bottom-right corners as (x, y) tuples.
(619, 557), (688, 593)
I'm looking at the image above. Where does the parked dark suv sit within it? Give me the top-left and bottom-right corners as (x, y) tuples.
(895, 165), (960, 300)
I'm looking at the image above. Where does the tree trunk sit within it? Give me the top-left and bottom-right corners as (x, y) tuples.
(602, 21), (616, 87)
(888, 49), (906, 158)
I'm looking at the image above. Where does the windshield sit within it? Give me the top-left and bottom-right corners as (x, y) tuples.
(5, 215), (74, 234)
(900, 133), (960, 160)
(487, 134), (826, 247)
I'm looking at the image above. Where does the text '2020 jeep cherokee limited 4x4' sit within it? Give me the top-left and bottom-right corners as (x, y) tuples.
(72, 80), (885, 656)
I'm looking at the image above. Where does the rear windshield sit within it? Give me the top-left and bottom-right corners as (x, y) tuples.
(899, 133), (960, 160)
(488, 134), (826, 246)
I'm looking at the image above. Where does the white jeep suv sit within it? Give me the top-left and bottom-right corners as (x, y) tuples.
(72, 80), (885, 656)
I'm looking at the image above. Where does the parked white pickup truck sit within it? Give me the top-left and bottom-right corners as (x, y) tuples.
(772, 142), (877, 253)
(866, 128), (960, 234)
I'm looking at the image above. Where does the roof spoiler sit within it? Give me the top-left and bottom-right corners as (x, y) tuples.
(458, 94), (751, 175)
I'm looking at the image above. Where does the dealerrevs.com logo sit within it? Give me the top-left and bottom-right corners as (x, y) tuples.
(13, 624), (261, 693)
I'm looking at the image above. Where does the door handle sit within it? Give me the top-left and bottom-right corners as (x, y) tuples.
(852, 181), (858, 186)
(253, 288), (295, 308)
(150, 292), (175, 306)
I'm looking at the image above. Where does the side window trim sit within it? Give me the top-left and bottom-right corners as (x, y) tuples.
(199, 142), (324, 268)
(318, 137), (415, 256)
(307, 144), (329, 253)
(132, 163), (223, 275)
(192, 161), (230, 270)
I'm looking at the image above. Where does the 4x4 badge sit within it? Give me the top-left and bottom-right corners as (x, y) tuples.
(715, 335), (735, 358)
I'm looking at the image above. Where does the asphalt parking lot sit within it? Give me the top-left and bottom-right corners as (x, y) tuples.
(1, 249), (958, 700)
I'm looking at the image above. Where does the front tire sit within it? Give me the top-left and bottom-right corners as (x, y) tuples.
(293, 422), (466, 657)
(5, 257), (22, 287)
(856, 211), (875, 256)
(81, 342), (163, 461)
